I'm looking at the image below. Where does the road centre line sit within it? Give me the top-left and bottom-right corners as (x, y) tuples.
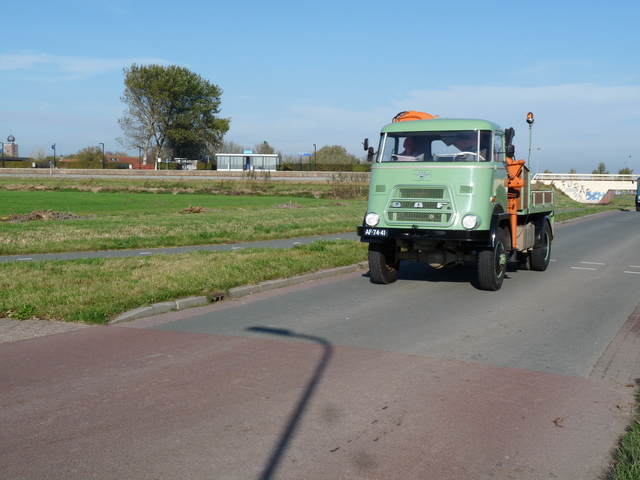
(139, 252), (152, 256)
(624, 271), (640, 275)
(572, 267), (598, 271)
(581, 262), (605, 265)
(18, 258), (33, 261)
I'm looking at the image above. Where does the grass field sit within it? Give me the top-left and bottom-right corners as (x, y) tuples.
(0, 190), (366, 255)
(0, 178), (369, 323)
(0, 240), (368, 324)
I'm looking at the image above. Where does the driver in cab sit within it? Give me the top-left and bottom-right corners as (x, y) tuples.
(393, 136), (424, 161)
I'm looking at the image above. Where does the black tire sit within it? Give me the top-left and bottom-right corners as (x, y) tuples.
(636, 205), (640, 212)
(477, 227), (508, 291)
(368, 243), (400, 284)
(531, 221), (551, 271)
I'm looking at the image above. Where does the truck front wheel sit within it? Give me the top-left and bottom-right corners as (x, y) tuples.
(477, 228), (508, 291)
(368, 243), (400, 284)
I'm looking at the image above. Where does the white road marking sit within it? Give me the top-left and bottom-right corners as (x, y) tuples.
(139, 252), (152, 255)
(624, 271), (640, 275)
(572, 267), (598, 271)
(581, 262), (605, 265)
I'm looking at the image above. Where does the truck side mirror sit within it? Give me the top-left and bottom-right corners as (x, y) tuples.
(506, 144), (515, 158)
(367, 147), (375, 163)
(363, 138), (369, 151)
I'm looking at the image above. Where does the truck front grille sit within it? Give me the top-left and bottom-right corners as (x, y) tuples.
(386, 186), (454, 226)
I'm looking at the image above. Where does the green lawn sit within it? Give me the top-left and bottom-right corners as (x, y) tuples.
(0, 190), (366, 255)
(0, 240), (368, 324)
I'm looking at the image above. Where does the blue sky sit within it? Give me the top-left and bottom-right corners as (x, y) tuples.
(2, 0), (640, 173)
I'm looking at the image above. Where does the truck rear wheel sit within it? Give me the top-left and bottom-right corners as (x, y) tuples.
(368, 243), (400, 284)
(531, 221), (551, 271)
(477, 227), (508, 291)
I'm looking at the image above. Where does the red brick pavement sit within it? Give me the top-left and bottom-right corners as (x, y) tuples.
(591, 303), (640, 384)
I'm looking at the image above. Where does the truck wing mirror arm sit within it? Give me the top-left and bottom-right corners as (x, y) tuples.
(367, 147), (376, 162)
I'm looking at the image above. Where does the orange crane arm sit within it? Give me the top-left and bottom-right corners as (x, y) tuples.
(506, 156), (526, 249)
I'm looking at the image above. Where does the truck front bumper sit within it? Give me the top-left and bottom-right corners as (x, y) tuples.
(357, 225), (491, 246)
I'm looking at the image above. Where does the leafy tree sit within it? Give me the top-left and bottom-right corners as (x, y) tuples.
(217, 140), (246, 154)
(619, 166), (634, 175)
(316, 145), (359, 164)
(30, 147), (47, 162)
(568, 168), (577, 174)
(117, 64), (230, 160)
(73, 146), (103, 169)
(254, 141), (275, 154)
(592, 163), (609, 174)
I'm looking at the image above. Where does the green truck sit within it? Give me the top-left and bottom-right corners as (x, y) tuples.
(357, 111), (554, 291)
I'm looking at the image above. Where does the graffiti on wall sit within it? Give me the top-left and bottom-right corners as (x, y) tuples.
(555, 180), (605, 204)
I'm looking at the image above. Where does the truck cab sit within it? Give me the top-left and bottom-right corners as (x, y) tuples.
(358, 112), (554, 291)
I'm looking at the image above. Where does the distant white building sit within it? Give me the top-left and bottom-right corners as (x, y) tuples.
(215, 153), (281, 171)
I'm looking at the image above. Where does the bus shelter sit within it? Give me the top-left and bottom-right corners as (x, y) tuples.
(215, 153), (281, 171)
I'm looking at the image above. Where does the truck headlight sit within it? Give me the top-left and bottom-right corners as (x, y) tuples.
(462, 214), (478, 230)
(365, 212), (380, 227)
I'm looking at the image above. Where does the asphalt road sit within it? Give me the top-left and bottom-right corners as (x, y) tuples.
(2, 211), (639, 479)
(151, 210), (640, 378)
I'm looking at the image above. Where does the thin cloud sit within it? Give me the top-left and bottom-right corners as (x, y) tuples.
(0, 52), (169, 76)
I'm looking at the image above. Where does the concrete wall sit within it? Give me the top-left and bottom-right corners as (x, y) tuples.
(534, 174), (639, 204)
(0, 168), (370, 183)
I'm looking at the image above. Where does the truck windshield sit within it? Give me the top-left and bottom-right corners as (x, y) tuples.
(378, 131), (492, 163)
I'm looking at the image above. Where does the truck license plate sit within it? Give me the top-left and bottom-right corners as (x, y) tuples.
(364, 228), (388, 237)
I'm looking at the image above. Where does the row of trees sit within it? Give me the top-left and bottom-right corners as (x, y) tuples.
(537, 164), (634, 175)
(590, 163), (633, 175)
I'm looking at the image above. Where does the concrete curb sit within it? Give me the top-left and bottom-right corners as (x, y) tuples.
(110, 296), (208, 325)
(109, 262), (369, 325)
(227, 262), (369, 298)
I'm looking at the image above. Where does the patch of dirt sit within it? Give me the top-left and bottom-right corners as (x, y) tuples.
(0, 210), (89, 222)
(180, 205), (210, 214)
(273, 202), (302, 209)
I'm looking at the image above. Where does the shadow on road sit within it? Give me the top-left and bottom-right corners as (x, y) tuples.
(246, 326), (333, 480)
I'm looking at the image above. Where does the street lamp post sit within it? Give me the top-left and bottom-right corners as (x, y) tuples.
(313, 144), (316, 171)
(99, 143), (105, 169)
(1, 141), (4, 168)
(536, 147), (540, 176)
(52, 143), (56, 168)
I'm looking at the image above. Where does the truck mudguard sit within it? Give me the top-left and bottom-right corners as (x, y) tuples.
(535, 215), (554, 247)
(489, 206), (511, 249)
